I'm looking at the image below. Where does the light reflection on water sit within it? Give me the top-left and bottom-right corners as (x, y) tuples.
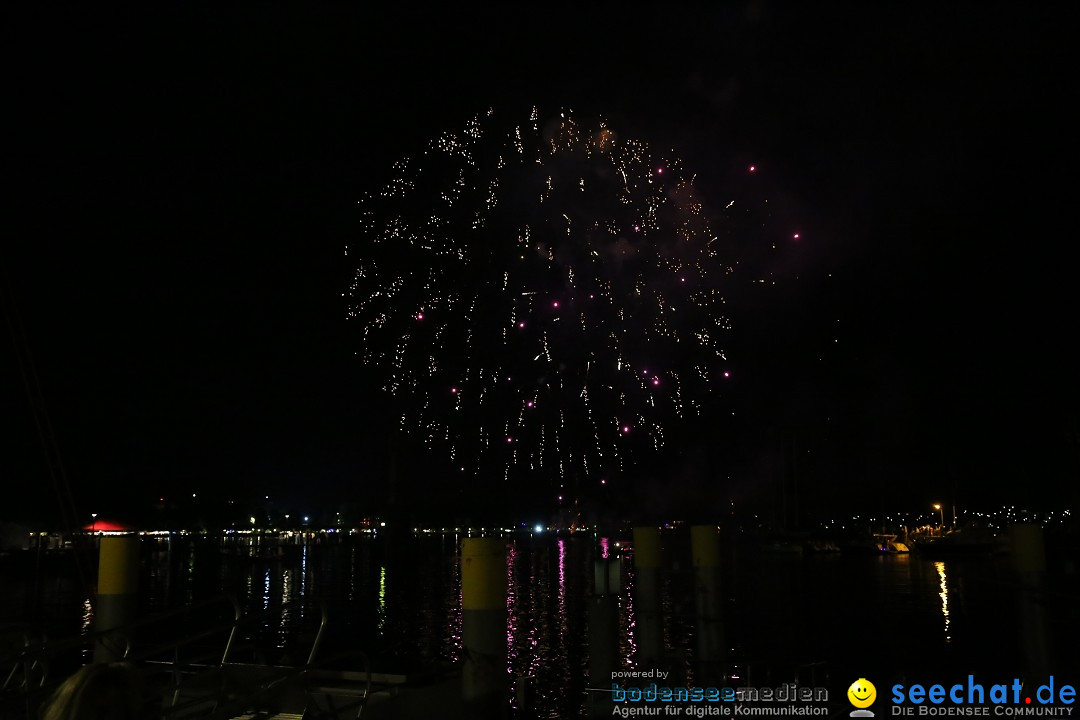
(556, 538), (569, 670)
(279, 567), (292, 648)
(80, 597), (93, 635)
(935, 561), (951, 643)
(499, 536), (590, 715)
(299, 544), (307, 621)
(348, 546), (356, 602)
(183, 544), (195, 605)
(622, 564), (638, 671)
(11, 533), (1077, 718)
(505, 542), (518, 674)
(261, 567), (271, 612)
(244, 561), (253, 608)
(444, 537), (462, 663)
(377, 565), (386, 633)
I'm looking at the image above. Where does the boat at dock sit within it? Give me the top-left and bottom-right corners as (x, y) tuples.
(839, 533), (909, 554)
(873, 533), (910, 553)
(910, 527), (998, 557)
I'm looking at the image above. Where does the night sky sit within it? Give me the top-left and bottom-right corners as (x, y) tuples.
(4, 5), (1077, 528)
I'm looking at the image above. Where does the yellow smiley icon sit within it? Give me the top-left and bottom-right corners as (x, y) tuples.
(848, 678), (876, 709)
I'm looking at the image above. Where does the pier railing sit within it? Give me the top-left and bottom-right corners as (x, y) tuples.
(0, 594), (379, 720)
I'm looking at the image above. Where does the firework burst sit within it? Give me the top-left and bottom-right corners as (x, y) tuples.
(347, 108), (733, 498)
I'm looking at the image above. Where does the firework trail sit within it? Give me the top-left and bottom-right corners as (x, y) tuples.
(347, 108), (734, 500)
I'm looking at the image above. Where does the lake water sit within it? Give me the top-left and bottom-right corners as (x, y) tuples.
(2, 530), (1078, 718)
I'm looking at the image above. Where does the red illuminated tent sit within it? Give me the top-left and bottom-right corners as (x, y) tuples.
(82, 519), (134, 532)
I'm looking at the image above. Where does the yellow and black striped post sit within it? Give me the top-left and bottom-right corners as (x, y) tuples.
(632, 526), (663, 670)
(94, 535), (139, 663)
(461, 537), (507, 717)
(1010, 523), (1049, 679)
(691, 525), (724, 683)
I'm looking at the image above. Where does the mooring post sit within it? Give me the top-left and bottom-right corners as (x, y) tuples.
(691, 525), (724, 684)
(462, 537), (507, 718)
(1010, 523), (1050, 680)
(588, 555), (621, 717)
(632, 526), (663, 671)
(94, 534), (139, 663)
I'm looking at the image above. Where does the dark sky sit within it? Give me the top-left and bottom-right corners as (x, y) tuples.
(4, 5), (1077, 527)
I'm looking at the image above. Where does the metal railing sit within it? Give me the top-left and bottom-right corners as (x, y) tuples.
(0, 594), (363, 720)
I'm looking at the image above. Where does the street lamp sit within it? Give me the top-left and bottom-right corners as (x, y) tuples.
(932, 504), (944, 535)
(91, 513), (97, 533)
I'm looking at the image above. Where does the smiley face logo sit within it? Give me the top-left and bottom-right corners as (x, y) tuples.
(847, 678), (877, 709)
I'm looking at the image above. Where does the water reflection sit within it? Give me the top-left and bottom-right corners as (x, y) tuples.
(348, 546), (357, 602)
(262, 567), (271, 612)
(378, 565), (387, 633)
(506, 542), (518, 671)
(184, 545), (195, 604)
(79, 596), (95, 662)
(15, 533), (1051, 719)
(444, 544), (462, 662)
(935, 561), (951, 643)
(280, 568), (293, 648)
(300, 543), (308, 586)
(503, 536), (587, 715)
(299, 544), (308, 621)
(557, 538), (568, 646)
(80, 597), (93, 635)
(622, 566), (637, 670)
(524, 564), (541, 680)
